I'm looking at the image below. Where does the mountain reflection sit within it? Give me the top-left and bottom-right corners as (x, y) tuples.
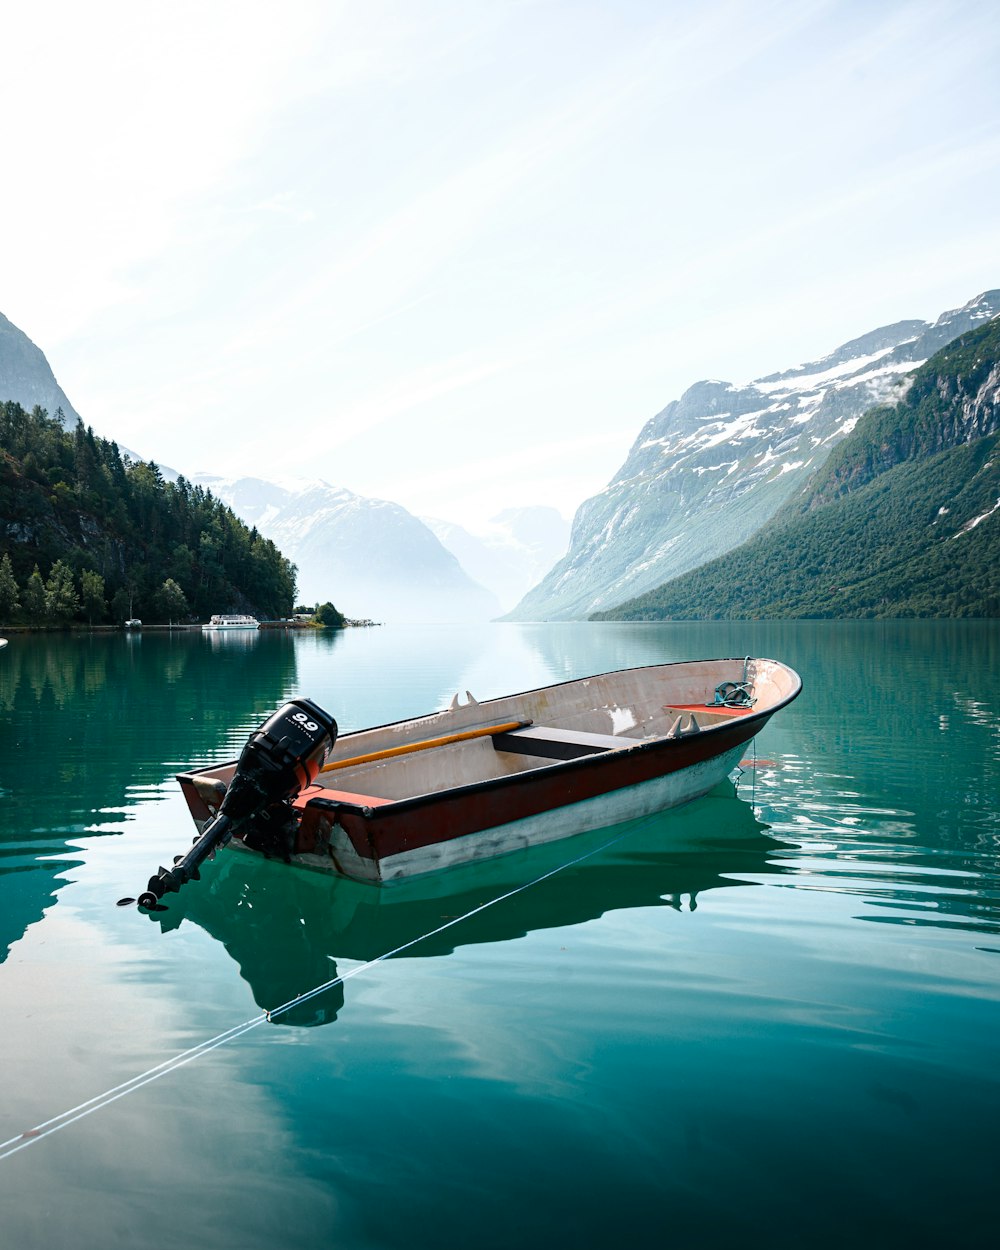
(150, 786), (784, 1027)
(0, 631), (301, 963)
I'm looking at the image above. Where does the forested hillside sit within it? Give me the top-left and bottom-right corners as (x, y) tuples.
(594, 319), (1000, 621)
(0, 403), (296, 624)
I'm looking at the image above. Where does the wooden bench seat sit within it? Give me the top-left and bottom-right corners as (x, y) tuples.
(293, 785), (393, 810)
(666, 702), (755, 717)
(492, 725), (631, 761)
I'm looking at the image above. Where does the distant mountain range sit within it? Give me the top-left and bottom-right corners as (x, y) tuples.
(509, 290), (1000, 620)
(191, 475), (503, 623)
(595, 317), (1000, 619)
(6, 290), (999, 625)
(423, 508), (570, 612)
(0, 308), (561, 622)
(192, 477), (571, 622)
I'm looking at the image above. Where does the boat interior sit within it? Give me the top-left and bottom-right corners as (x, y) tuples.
(185, 659), (798, 812)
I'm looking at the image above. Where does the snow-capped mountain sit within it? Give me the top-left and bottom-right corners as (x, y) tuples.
(594, 315), (1000, 621)
(192, 475), (502, 624)
(509, 290), (1000, 620)
(422, 507), (570, 613)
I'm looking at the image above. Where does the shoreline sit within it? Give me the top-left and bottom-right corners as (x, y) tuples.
(0, 620), (380, 634)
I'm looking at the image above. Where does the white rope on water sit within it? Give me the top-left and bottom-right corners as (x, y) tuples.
(0, 1017), (268, 1160)
(0, 818), (649, 1163)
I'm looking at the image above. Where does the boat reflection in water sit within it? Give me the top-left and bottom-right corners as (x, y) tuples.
(202, 628), (261, 650)
(149, 783), (787, 1027)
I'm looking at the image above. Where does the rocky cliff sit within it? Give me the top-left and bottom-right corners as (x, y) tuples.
(0, 312), (83, 428)
(595, 318), (1000, 621)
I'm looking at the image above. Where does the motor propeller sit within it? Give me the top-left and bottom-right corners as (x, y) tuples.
(128, 698), (338, 910)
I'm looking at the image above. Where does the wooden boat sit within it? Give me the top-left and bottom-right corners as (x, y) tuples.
(175, 657), (800, 887)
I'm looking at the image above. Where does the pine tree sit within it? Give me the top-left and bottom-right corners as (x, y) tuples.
(45, 559), (80, 622)
(80, 569), (106, 624)
(110, 587), (132, 624)
(0, 553), (21, 621)
(23, 565), (47, 622)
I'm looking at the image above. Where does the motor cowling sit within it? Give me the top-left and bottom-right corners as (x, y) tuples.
(135, 698), (338, 908)
(217, 698), (339, 824)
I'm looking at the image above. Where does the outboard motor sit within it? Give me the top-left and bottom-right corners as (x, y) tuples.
(135, 698), (337, 909)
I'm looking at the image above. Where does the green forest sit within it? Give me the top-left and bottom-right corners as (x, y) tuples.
(0, 402), (297, 625)
(594, 319), (1000, 621)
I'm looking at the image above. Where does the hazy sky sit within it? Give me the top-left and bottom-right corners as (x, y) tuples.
(3, 0), (999, 530)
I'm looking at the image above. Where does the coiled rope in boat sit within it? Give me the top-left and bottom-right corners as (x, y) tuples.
(709, 657), (756, 709)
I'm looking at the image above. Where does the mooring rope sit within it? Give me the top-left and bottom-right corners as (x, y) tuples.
(0, 817), (651, 1163)
(752, 736), (757, 812)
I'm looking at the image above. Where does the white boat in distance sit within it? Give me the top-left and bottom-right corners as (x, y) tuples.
(202, 614), (260, 631)
(173, 657), (801, 888)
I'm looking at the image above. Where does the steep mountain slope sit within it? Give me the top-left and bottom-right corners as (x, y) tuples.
(0, 311), (170, 474)
(0, 312), (83, 428)
(1, 404), (295, 622)
(194, 475), (501, 623)
(509, 290), (1000, 620)
(423, 507), (570, 612)
(594, 319), (1000, 620)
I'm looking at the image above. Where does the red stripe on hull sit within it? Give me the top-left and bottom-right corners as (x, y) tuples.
(326, 713), (767, 865)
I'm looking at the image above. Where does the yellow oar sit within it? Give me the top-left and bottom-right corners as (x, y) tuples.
(320, 719), (530, 773)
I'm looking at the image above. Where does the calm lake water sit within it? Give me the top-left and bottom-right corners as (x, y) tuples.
(1, 622), (998, 1248)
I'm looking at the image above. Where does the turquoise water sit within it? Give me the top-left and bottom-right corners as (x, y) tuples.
(0, 622), (998, 1248)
